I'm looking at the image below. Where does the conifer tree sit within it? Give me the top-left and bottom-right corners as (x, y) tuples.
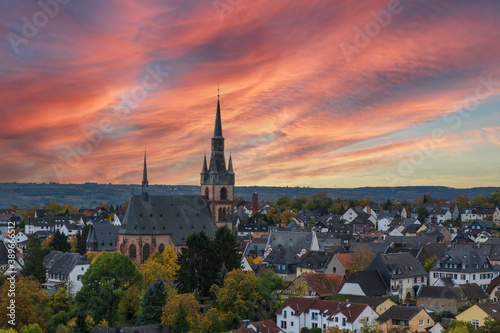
(171, 303), (190, 333)
(21, 234), (47, 283)
(50, 230), (71, 252)
(136, 278), (167, 325)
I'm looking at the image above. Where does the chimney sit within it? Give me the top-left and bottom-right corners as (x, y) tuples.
(252, 192), (258, 215)
(242, 319), (250, 328)
(337, 302), (341, 310)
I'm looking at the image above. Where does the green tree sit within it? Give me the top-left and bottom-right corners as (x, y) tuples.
(21, 234), (47, 283)
(75, 252), (142, 326)
(210, 269), (262, 325)
(281, 211), (296, 225)
(136, 279), (167, 325)
(50, 230), (71, 252)
(266, 208), (282, 225)
(275, 196), (291, 207)
(359, 318), (383, 333)
(446, 320), (475, 332)
(171, 303), (190, 333)
(424, 256), (438, 272)
(257, 268), (286, 304)
(213, 226), (242, 276)
(471, 193), (491, 206)
(176, 231), (217, 298)
(76, 225), (90, 255)
(417, 207), (429, 223)
(45, 288), (71, 313)
(20, 324), (42, 333)
(490, 189), (500, 204)
(477, 316), (500, 332)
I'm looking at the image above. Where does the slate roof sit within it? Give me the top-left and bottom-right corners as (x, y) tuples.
(119, 195), (217, 246)
(459, 283), (488, 300)
(422, 243), (448, 260)
(263, 244), (301, 265)
(44, 250), (64, 270)
(343, 270), (388, 296)
(418, 286), (463, 300)
(238, 222), (269, 233)
(485, 275), (500, 294)
(0, 242), (21, 266)
(298, 251), (334, 271)
(432, 250), (493, 273)
(87, 222), (119, 251)
(379, 253), (427, 279)
(377, 305), (426, 323)
(352, 242), (390, 254)
(45, 251), (89, 275)
(384, 235), (438, 246)
(267, 230), (318, 254)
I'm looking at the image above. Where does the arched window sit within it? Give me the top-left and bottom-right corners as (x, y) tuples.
(158, 244), (165, 254)
(220, 187), (227, 200)
(143, 243), (150, 263)
(120, 243), (124, 254)
(218, 208), (223, 221)
(222, 208), (227, 221)
(129, 244), (136, 259)
(205, 188), (209, 199)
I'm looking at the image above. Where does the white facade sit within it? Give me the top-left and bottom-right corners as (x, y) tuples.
(378, 218), (393, 231)
(68, 263), (89, 296)
(429, 270), (494, 291)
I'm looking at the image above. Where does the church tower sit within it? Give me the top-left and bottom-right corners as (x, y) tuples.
(201, 94), (235, 229)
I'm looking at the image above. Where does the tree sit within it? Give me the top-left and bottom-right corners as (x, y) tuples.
(266, 208), (281, 225)
(476, 316), (500, 332)
(117, 284), (141, 325)
(162, 294), (209, 332)
(349, 244), (375, 274)
(136, 279), (167, 325)
(21, 234), (47, 283)
(417, 207), (429, 223)
(289, 278), (308, 297)
(20, 324), (43, 333)
(275, 196), (291, 207)
(449, 193), (470, 207)
(76, 225), (90, 255)
(171, 303), (190, 333)
(281, 211), (296, 225)
(75, 252), (142, 326)
(210, 269), (262, 325)
(322, 326), (343, 333)
(490, 189), (500, 204)
(257, 268), (286, 304)
(140, 247), (179, 288)
(446, 320), (475, 333)
(424, 256), (438, 272)
(45, 288), (71, 313)
(50, 230), (71, 252)
(471, 193), (491, 206)
(359, 318), (383, 333)
(176, 231), (217, 298)
(0, 276), (46, 329)
(213, 226), (242, 276)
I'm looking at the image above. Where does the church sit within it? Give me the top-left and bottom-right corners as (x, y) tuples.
(115, 95), (235, 263)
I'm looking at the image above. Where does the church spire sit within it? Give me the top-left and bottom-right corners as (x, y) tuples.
(228, 153), (234, 174)
(142, 150), (148, 194)
(202, 151), (208, 173)
(213, 94), (223, 138)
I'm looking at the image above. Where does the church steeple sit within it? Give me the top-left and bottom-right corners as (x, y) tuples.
(202, 152), (208, 173)
(228, 154), (234, 174)
(142, 150), (149, 200)
(214, 95), (223, 138)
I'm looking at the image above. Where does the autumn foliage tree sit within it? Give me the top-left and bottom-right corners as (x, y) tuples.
(162, 294), (209, 332)
(348, 244), (375, 275)
(139, 247), (179, 288)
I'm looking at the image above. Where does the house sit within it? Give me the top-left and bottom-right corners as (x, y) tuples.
(233, 320), (284, 333)
(351, 217), (374, 234)
(331, 295), (397, 315)
(455, 303), (500, 329)
(42, 250), (90, 297)
(485, 275), (500, 302)
(1, 229), (28, 246)
(86, 222), (120, 252)
(369, 253), (427, 301)
(295, 210), (318, 224)
(464, 219), (495, 231)
(266, 231), (319, 255)
(237, 222), (269, 238)
(60, 223), (84, 237)
(461, 206), (500, 222)
(416, 284), (487, 314)
(282, 273), (345, 298)
(329, 253), (353, 277)
(376, 305), (434, 333)
(263, 244), (302, 281)
(296, 251), (334, 276)
(342, 207), (377, 225)
(428, 250), (495, 290)
(0, 242), (23, 274)
(276, 297), (379, 333)
(337, 270), (389, 297)
(412, 203), (459, 223)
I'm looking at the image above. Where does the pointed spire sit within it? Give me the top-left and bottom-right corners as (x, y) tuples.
(213, 92), (223, 137)
(228, 153), (234, 173)
(142, 150), (148, 193)
(202, 151), (208, 173)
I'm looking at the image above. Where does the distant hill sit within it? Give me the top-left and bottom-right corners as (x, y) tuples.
(0, 182), (498, 209)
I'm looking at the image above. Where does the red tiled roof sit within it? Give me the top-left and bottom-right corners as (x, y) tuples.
(335, 253), (353, 270)
(300, 273), (345, 296)
(475, 303), (500, 320)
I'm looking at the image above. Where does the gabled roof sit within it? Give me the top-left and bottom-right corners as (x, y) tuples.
(87, 221), (119, 251)
(418, 286), (463, 300)
(267, 230), (318, 253)
(264, 244), (301, 265)
(46, 251), (89, 275)
(299, 251), (334, 270)
(379, 253), (427, 278)
(343, 270), (388, 296)
(119, 195), (217, 246)
(472, 303), (500, 320)
(377, 305), (427, 323)
(299, 273), (345, 296)
(486, 275), (500, 294)
(334, 253), (353, 271)
(459, 283), (488, 300)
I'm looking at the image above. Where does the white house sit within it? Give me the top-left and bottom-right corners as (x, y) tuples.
(43, 251), (90, 297)
(276, 297), (378, 333)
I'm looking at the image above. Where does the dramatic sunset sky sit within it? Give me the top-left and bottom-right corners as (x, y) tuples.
(1, 0), (500, 188)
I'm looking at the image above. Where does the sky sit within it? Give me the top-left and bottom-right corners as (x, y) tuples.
(1, 0), (500, 188)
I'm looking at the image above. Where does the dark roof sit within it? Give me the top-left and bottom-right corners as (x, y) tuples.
(379, 253), (427, 278)
(87, 222), (119, 251)
(0, 242), (20, 266)
(486, 275), (500, 294)
(238, 223), (269, 233)
(432, 250), (493, 273)
(474, 303), (500, 319)
(459, 283), (488, 300)
(267, 231), (317, 253)
(264, 245), (301, 265)
(423, 243), (448, 259)
(418, 286), (463, 300)
(44, 250), (64, 270)
(298, 251), (334, 270)
(119, 195), (217, 246)
(384, 235), (439, 245)
(342, 270), (388, 296)
(377, 305), (426, 323)
(46, 251), (89, 275)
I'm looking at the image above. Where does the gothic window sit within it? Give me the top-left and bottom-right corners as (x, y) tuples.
(223, 208), (227, 221)
(205, 188), (209, 199)
(159, 244), (165, 254)
(129, 244), (136, 259)
(220, 187), (227, 200)
(143, 243), (150, 263)
(120, 243), (124, 253)
(218, 208), (223, 221)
